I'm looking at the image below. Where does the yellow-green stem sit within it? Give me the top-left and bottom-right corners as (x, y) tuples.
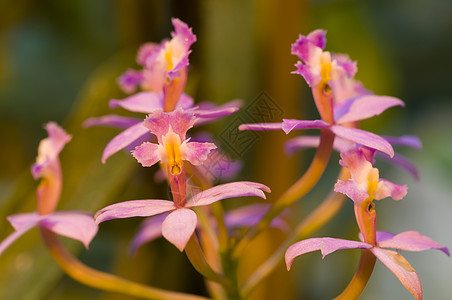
(39, 227), (210, 300)
(334, 249), (376, 300)
(233, 129), (335, 258)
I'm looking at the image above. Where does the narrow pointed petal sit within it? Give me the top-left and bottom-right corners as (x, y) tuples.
(374, 179), (407, 201)
(330, 125), (394, 157)
(282, 119), (329, 134)
(109, 92), (163, 114)
(0, 224), (36, 256)
(194, 106), (239, 120)
(184, 142), (217, 166)
(238, 123), (283, 131)
(161, 208), (197, 251)
(132, 142), (161, 167)
(377, 231), (450, 256)
(371, 247), (422, 300)
(101, 122), (149, 163)
(7, 212), (42, 230)
(335, 95), (404, 124)
(83, 115), (141, 129)
(285, 238), (371, 270)
(40, 212), (98, 248)
(95, 200), (175, 224)
(129, 213), (168, 255)
(186, 181), (270, 208)
(383, 135), (422, 150)
(224, 204), (290, 232)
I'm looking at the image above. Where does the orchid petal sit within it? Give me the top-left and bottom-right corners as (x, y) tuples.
(282, 119), (329, 134)
(117, 69), (144, 94)
(40, 212), (98, 248)
(0, 223), (36, 256)
(184, 142), (217, 166)
(7, 212), (42, 230)
(144, 109), (196, 142)
(238, 123), (283, 131)
(330, 125), (394, 157)
(285, 238), (371, 270)
(224, 204), (289, 232)
(132, 142), (161, 167)
(95, 200), (175, 224)
(109, 92), (163, 114)
(359, 231), (396, 243)
(83, 115), (142, 129)
(335, 95), (404, 124)
(292, 61), (314, 87)
(161, 208), (197, 251)
(176, 93), (195, 109)
(101, 122), (149, 163)
(186, 181), (270, 208)
(129, 213), (168, 255)
(284, 135), (351, 155)
(334, 180), (368, 204)
(371, 247), (422, 300)
(377, 231), (450, 256)
(383, 135), (422, 150)
(374, 179), (407, 201)
(194, 106), (239, 119)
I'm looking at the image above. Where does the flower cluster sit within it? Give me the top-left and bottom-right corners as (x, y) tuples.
(0, 20), (448, 300)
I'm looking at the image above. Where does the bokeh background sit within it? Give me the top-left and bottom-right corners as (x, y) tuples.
(0, 0), (451, 299)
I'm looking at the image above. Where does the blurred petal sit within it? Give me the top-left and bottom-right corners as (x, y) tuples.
(383, 135), (422, 150)
(331, 125), (394, 157)
(282, 119), (329, 134)
(224, 204), (289, 232)
(41, 212), (98, 248)
(0, 223), (36, 256)
(335, 95), (404, 124)
(7, 212), (41, 230)
(129, 213), (168, 255)
(83, 115), (141, 129)
(371, 247), (422, 300)
(377, 231), (450, 256)
(186, 181), (270, 208)
(132, 142), (161, 167)
(161, 208), (197, 251)
(285, 238), (371, 270)
(109, 92), (163, 114)
(239, 123), (283, 131)
(117, 69), (144, 94)
(101, 122), (149, 163)
(95, 200), (174, 223)
(374, 179), (407, 201)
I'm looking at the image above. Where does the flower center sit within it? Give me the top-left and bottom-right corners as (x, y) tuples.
(162, 128), (183, 175)
(165, 49), (174, 71)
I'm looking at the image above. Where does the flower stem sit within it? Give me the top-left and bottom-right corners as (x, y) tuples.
(233, 128), (335, 258)
(334, 249), (376, 300)
(39, 227), (210, 300)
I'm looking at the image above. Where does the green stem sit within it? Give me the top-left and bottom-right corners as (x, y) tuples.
(233, 129), (335, 258)
(39, 227), (210, 300)
(334, 249), (376, 300)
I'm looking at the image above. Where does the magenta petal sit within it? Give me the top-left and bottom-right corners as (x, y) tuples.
(101, 122), (149, 163)
(330, 125), (394, 157)
(282, 119), (329, 134)
(129, 213), (168, 255)
(377, 231), (450, 256)
(144, 109), (196, 142)
(285, 238), (371, 270)
(95, 200), (175, 224)
(374, 179), (407, 201)
(371, 247), (422, 300)
(7, 212), (42, 230)
(117, 69), (144, 94)
(40, 211), (98, 248)
(132, 142), (161, 167)
(292, 61), (314, 87)
(238, 123), (283, 131)
(184, 142), (217, 166)
(359, 231), (396, 243)
(335, 95), (405, 124)
(186, 181), (270, 208)
(334, 180), (368, 204)
(109, 92), (163, 114)
(83, 115), (142, 129)
(161, 208), (197, 251)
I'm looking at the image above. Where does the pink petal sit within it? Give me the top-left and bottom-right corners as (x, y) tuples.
(330, 125), (394, 157)
(117, 69), (144, 94)
(176, 93), (195, 109)
(292, 61), (315, 87)
(383, 135), (422, 150)
(186, 181), (270, 208)
(194, 106), (239, 120)
(285, 238), (371, 270)
(161, 208), (197, 251)
(374, 179), (407, 201)
(143, 109), (196, 142)
(334, 180), (368, 204)
(184, 142), (217, 166)
(95, 200), (175, 224)
(132, 142), (161, 167)
(109, 92), (163, 114)
(40, 211), (98, 248)
(136, 42), (160, 65)
(238, 123), (283, 131)
(335, 95), (404, 124)
(371, 247), (422, 300)
(377, 231), (450, 256)
(7, 212), (42, 230)
(359, 231), (396, 243)
(83, 115), (141, 129)
(224, 204), (289, 232)
(0, 223), (37, 256)
(129, 213), (168, 255)
(101, 122), (149, 163)
(282, 119), (330, 134)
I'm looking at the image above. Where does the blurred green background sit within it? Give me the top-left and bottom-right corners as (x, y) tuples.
(0, 0), (451, 299)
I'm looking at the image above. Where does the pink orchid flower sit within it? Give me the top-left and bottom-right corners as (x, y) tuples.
(0, 123), (98, 256)
(95, 181), (270, 251)
(285, 231), (449, 300)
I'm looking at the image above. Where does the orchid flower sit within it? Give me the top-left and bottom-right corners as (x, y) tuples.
(285, 231), (449, 300)
(0, 123), (98, 256)
(95, 181), (270, 251)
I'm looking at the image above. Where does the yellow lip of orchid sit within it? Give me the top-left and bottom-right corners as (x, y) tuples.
(160, 127), (184, 175)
